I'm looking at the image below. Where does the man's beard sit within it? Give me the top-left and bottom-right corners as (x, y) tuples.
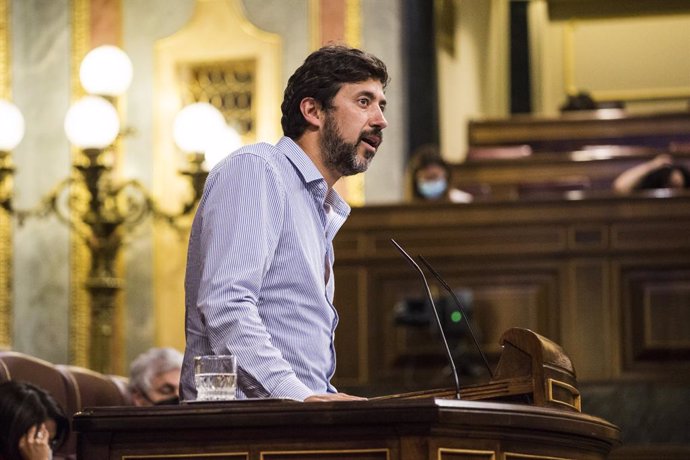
(320, 112), (379, 177)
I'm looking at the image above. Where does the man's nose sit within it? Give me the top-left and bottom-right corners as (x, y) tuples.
(370, 106), (388, 130)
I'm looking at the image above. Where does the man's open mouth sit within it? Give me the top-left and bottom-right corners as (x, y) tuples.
(360, 133), (382, 150)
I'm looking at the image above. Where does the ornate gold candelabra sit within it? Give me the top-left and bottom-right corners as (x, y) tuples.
(0, 45), (234, 373)
(14, 148), (206, 372)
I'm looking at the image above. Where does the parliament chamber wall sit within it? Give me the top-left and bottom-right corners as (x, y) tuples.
(332, 122), (690, 457)
(332, 194), (690, 391)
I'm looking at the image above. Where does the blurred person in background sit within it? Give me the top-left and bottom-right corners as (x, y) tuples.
(613, 153), (690, 194)
(406, 144), (472, 203)
(129, 347), (183, 406)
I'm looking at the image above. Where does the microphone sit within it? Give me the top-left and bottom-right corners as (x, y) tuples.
(418, 255), (494, 379)
(390, 239), (461, 400)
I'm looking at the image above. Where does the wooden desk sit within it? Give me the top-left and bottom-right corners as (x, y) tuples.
(74, 398), (620, 460)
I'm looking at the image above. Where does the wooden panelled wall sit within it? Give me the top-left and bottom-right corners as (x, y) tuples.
(332, 110), (690, 457)
(332, 193), (690, 394)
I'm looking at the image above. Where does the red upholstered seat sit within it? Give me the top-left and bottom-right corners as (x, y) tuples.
(107, 373), (134, 406)
(0, 351), (79, 415)
(56, 364), (132, 408)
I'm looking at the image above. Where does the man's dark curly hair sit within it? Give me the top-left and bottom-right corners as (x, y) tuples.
(281, 45), (389, 139)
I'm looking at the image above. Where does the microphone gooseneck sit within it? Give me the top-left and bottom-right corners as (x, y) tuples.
(390, 239), (461, 400)
(418, 255), (495, 379)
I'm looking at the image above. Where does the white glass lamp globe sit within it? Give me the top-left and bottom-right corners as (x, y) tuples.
(173, 102), (226, 154)
(204, 125), (243, 169)
(64, 96), (120, 149)
(0, 100), (25, 151)
(80, 45), (133, 96)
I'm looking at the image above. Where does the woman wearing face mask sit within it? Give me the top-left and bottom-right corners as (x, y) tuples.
(406, 144), (473, 203)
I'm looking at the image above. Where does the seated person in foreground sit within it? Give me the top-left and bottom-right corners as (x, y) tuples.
(406, 144), (472, 203)
(0, 381), (69, 460)
(613, 153), (690, 194)
(129, 347), (183, 406)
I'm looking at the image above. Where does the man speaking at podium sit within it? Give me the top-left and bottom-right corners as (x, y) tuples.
(180, 45), (389, 402)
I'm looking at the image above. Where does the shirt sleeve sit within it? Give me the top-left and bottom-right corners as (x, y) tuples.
(196, 152), (314, 401)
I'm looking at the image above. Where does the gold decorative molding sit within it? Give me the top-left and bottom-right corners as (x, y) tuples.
(69, 0), (91, 368)
(591, 86), (690, 102)
(562, 20), (577, 96)
(179, 58), (258, 141)
(0, 196), (10, 349)
(505, 452), (571, 460)
(562, 18), (690, 101)
(0, 0), (11, 348)
(344, 0), (361, 48)
(261, 448), (389, 459)
(123, 452), (248, 459)
(342, 0), (365, 207)
(0, 0), (8, 100)
(547, 377), (581, 412)
(437, 448), (495, 460)
(309, 0), (321, 51)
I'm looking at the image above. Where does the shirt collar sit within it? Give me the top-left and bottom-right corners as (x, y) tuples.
(278, 136), (351, 218)
(325, 187), (351, 219)
(278, 136), (324, 184)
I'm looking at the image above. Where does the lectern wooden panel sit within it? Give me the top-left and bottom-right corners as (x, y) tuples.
(74, 398), (620, 460)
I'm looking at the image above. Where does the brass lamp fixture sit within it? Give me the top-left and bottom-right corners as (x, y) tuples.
(0, 99), (24, 210)
(0, 45), (239, 373)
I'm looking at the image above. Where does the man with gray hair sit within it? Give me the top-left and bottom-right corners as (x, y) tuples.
(129, 347), (183, 406)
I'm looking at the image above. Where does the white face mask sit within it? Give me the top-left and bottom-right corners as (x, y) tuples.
(417, 178), (447, 199)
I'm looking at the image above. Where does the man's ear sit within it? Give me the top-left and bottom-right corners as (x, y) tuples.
(299, 97), (323, 128)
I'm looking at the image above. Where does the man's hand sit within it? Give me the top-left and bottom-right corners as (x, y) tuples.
(304, 393), (367, 402)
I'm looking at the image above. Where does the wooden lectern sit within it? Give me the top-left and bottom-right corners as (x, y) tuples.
(74, 328), (620, 459)
(476, 327), (581, 410)
(380, 328), (582, 412)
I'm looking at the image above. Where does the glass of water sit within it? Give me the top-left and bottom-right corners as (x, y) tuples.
(194, 354), (237, 401)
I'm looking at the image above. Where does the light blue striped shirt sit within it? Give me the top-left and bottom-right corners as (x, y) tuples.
(180, 137), (351, 401)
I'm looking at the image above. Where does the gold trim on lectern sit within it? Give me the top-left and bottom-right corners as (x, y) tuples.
(547, 377), (581, 412)
(122, 452), (248, 459)
(261, 448), (389, 460)
(505, 452), (572, 460)
(438, 447), (496, 460)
